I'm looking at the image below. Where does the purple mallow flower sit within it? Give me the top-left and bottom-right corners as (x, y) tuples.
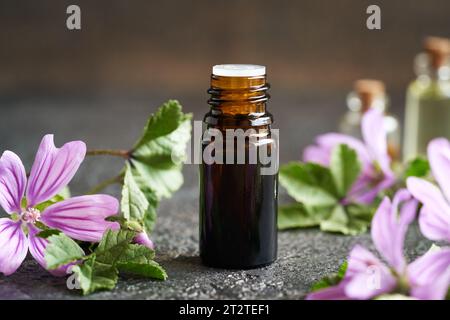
(307, 189), (450, 300)
(0, 134), (119, 276)
(303, 108), (395, 204)
(407, 138), (450, 244)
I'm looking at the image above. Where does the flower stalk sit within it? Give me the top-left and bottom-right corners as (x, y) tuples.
(86, 149), (130, 158)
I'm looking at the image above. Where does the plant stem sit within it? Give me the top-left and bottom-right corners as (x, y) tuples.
(86, 149), (130, 158)
(88, 175), (123, 194)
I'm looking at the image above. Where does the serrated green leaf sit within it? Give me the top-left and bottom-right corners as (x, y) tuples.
(133, 100), (191, 153)
(116, 244), (167, 280)
(310, 260), (347, 292)
(130, 100), (192, 200)
(117, 243), (155, 262)
(278, 203), (329, 229)
(44, 233), (85, 270)
(330, 144), (361, 197)
(72, 256), (118, 295)
(143, 190), (158, 235)
(121, 164), (149, 222)
(310, 274), (342, 292)
(36, 228), (61, 239)
(95, 229), (136, 265)
(404, 157), (430, 178)
(320, 205), (370, 235)
(279, 162), (338, 207)
(118, 260), (167, 280)
(337, 260), (348, 278)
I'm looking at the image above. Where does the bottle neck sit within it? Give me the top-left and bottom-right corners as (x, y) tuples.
(346, 91), (387, 113)
(415, 52), (450, 82)
(206, 75), (272, 126)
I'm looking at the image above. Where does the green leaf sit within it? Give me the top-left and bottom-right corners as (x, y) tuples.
(118, 260), (167, 280)
(121, 164), (149, 223)
(279, 162), (338, 207)
(116, 244), (167, 280)
(330, 144), (361, 197)
(130, 100), (192, 200)
(95, 229), (136, 265)
(36, 228), (61, 239)
(404, 157), (430, 178)
(310, 261), (347, 292)
(320, 205), (370, 235)
(337, 260), (348, 278)
(278, 203), (329, 230)
(143, 190), (158, 235)
(44, 233), (85, 270)
(72, 256), (118, 295)
(34, 187), (71, 212)
(57, 186), (71, 199)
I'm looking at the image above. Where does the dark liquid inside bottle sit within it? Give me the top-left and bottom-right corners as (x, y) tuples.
(200, 161), (278, 268)
(199, 66), (278, 269)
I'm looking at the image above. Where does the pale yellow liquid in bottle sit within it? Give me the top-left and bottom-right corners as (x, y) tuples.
(404, 79), (450, 159)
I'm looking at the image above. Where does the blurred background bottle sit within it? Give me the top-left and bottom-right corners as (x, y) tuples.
(403, 36), (450, 160)
(339, 79), (401, 160)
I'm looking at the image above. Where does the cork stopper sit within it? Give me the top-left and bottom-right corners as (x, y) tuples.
(353, 79), (385, 112)
(424, 36), (450, 69)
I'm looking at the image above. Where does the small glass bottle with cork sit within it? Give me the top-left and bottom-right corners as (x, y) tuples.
(403, 36), (450, 160)
(339, 79), (401, 160)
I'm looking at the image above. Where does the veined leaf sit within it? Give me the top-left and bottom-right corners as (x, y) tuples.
(280, 162), (338, 207)
(278, 203), (330, 230)
(44, 233), (85, 270)
(129, 100), (192, 200)
(330, 144), (361, 197)
(121, 164), (149, 223)
(72, 256), (118, 295)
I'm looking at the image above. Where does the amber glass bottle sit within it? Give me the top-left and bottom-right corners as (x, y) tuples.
(199, 64), (278, 269)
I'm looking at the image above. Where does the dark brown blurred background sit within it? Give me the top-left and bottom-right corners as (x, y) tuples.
(0, 0), (449, 185)
(1, 0), (450, 95)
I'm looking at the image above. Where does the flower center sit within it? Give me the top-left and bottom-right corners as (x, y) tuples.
(21, 207), (41, 224)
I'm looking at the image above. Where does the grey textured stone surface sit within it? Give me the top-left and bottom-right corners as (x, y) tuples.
(0, 94), (430, 299)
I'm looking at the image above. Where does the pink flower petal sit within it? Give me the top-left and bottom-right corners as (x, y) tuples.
(408, 247), (450, 300)
(41, 195), (119, 242)
(26, 134), (86, 207)
(134, 232), (155, 250)
(0, 218), (28, 275)
(407, 177), (450, 242)
(362, 109), (391, 173)
(428, 138), (450, 202)
(0, 151), (27, 214)
(347, 172), (395, 205)
(315, 133), (372, 168)
(302, 145), (330, 166)
(306, 283), (349, 300)
(371, 190), (417, 273)
(344, 245), (396, 299)
(27, 224), (72, 277)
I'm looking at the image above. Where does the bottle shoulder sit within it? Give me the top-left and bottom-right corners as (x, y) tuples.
(408, 78), (450, 100)
(203, 111), (273, 127)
